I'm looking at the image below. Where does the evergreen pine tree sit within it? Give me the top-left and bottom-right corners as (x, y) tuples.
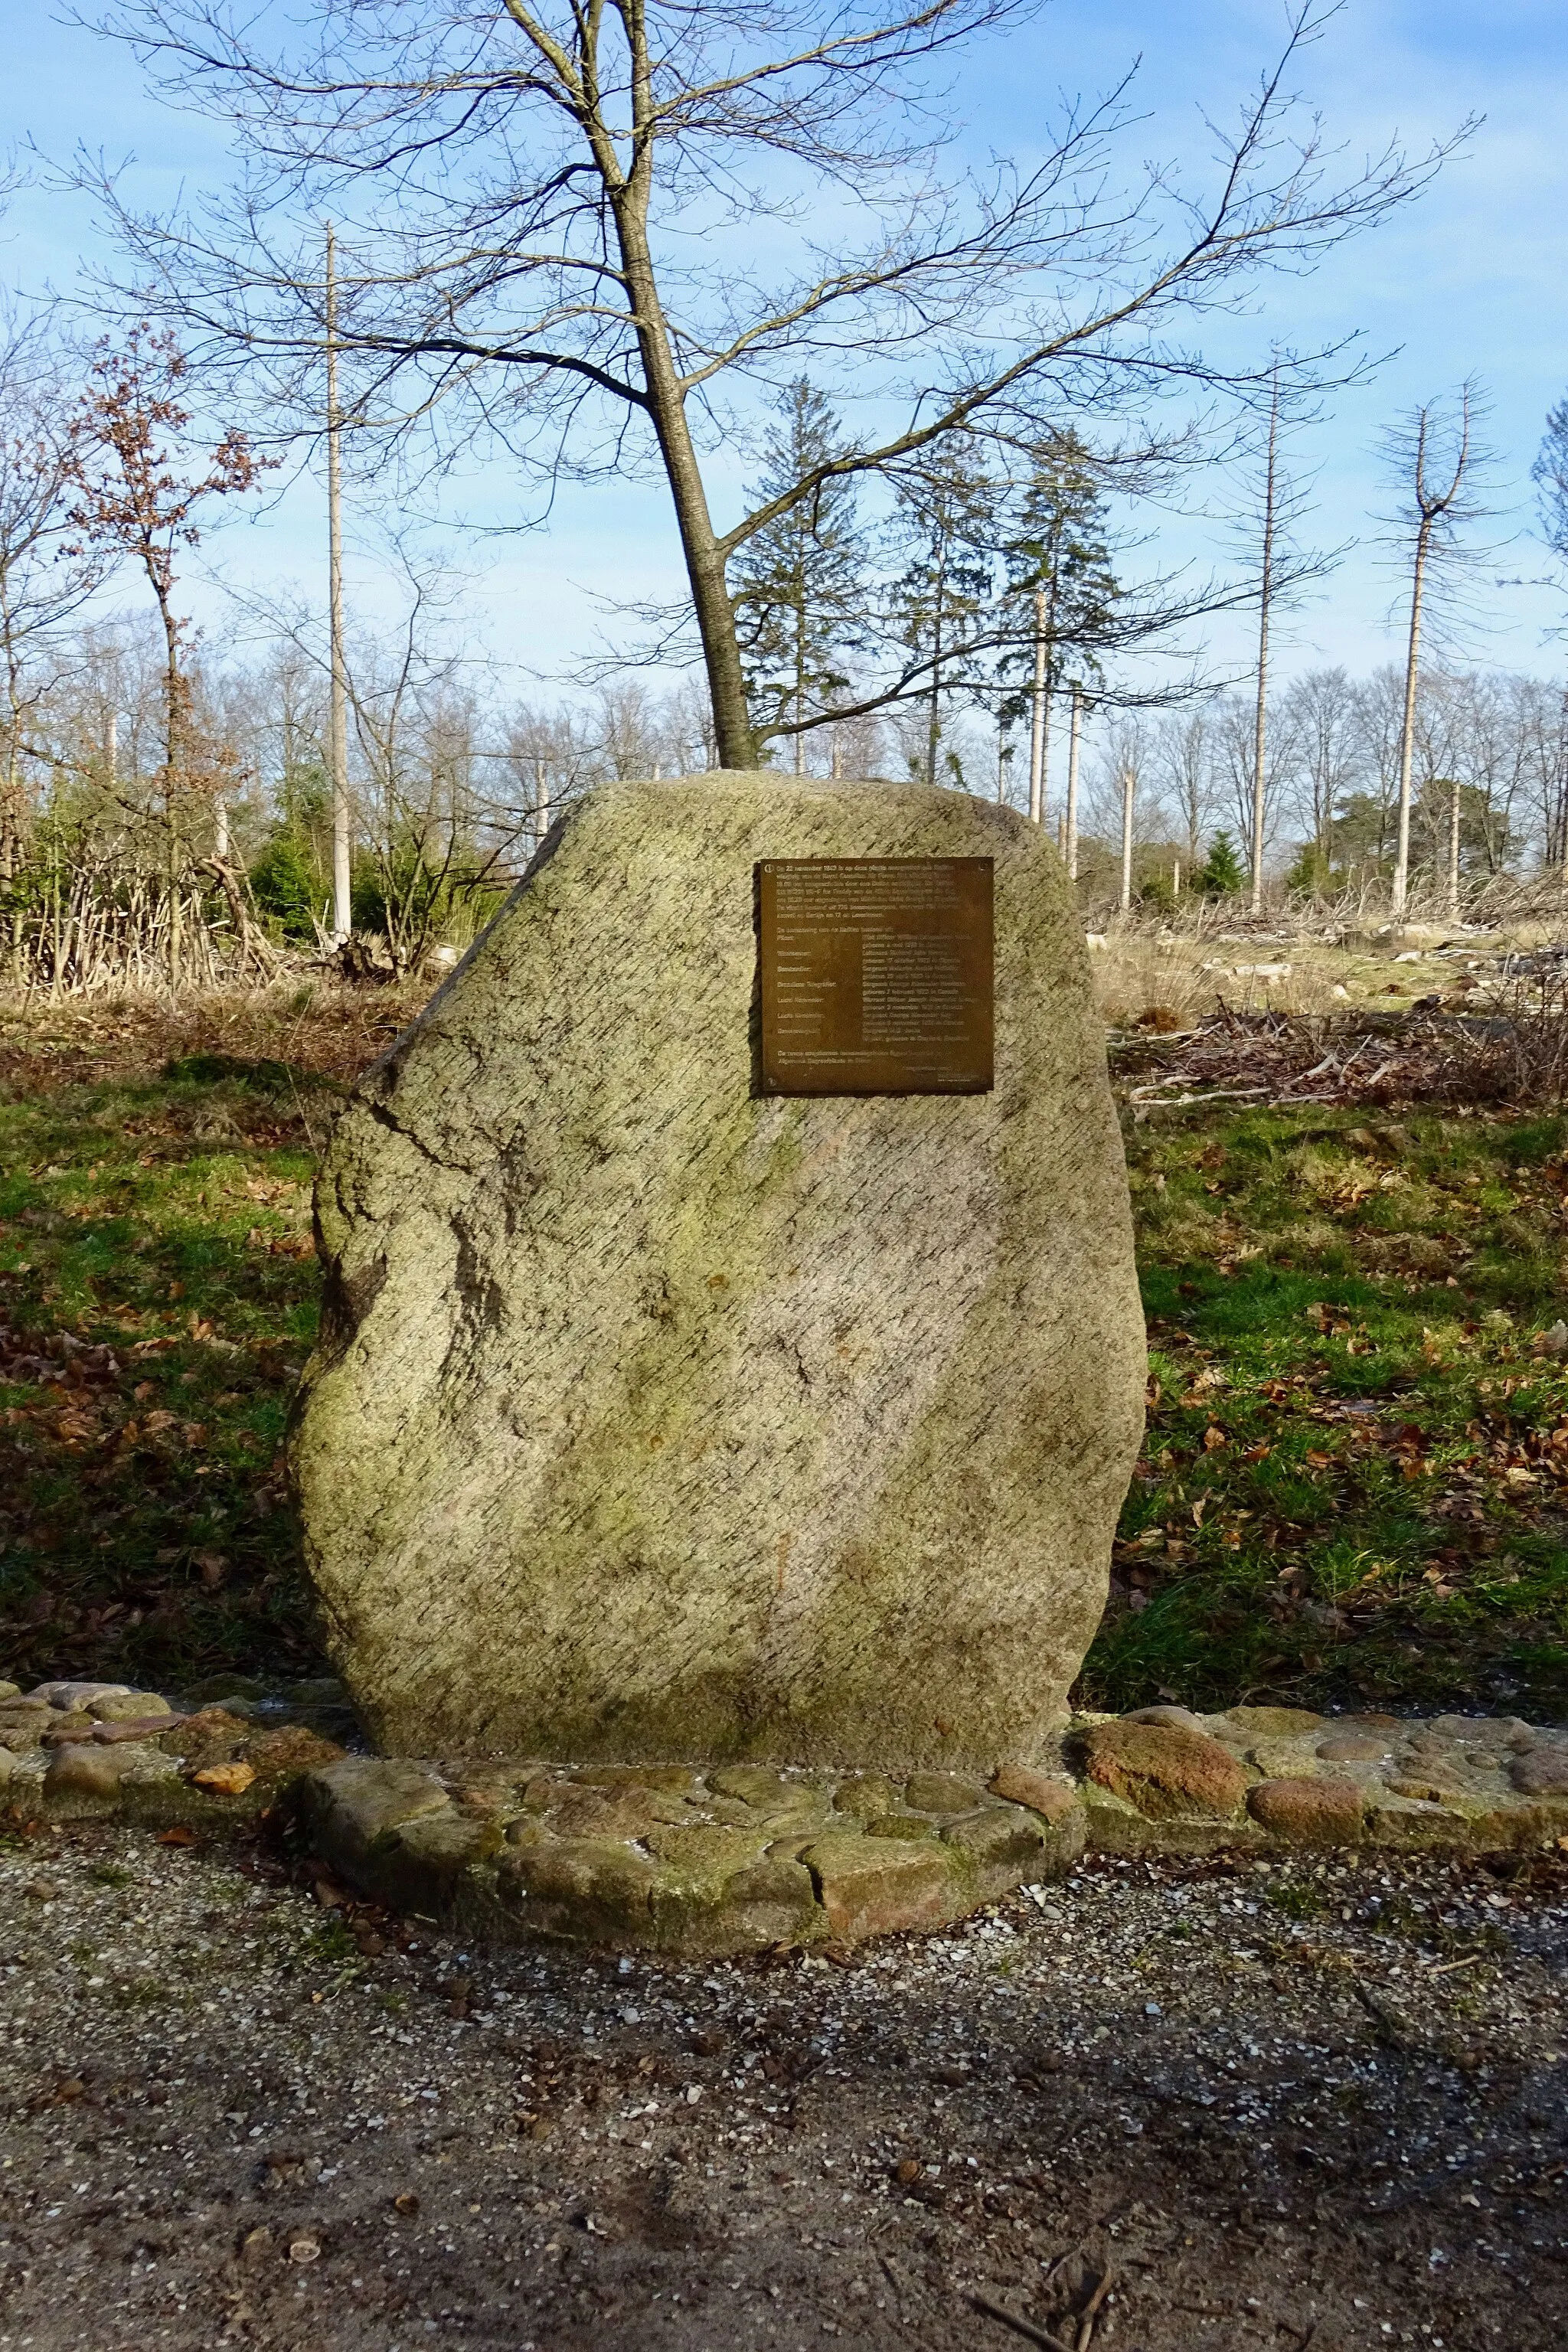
(730, 382), (867, 769)
(887, 439), (996, 789)
(1199, 829), (1246, 895)
(1000, 430), (1120, 717)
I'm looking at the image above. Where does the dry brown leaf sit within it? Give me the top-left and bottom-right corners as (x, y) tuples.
(191, 1760), (256, 1796)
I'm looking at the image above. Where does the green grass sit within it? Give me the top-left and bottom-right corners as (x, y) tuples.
(2, 1004), (1566, 1721)
(0, 1037), (337, 1690)
(1078, 1103), (1568, 1720)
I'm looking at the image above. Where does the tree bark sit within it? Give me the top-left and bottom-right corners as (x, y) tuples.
(1250, 362), (1279, 914)
(1392, 517), (1431, 920)
(155, 585), (185, 986)
(615, 215), (754, 768)
(1028, 589), (1047, 825)
(1065, 684), (1083, 880)
(327, 224), (354, 936)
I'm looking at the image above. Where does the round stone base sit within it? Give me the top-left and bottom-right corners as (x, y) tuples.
(290, 1759), (1086, 1957)
(5, 1676), (1566, 1956)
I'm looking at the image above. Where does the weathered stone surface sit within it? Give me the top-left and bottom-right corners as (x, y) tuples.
(1429, 1713), (1520, 1748)
(93, 1716), (185, 1745)
(700, 1854), (826, 1953)
(159, 1707), (252, 1762)
(641, 1822), (769, 1879)
(831, 1775), (900, 1820)
(940, 1802), (1054, 1895)
(1223, 1707), (1328, 1740)
(1362, 1791), (1476, 1851)
(988, 1764), (1078, 1822)
(240, 1726), (347, 1788)
(1317, 1733), (1391, 1763)
(903, 1772), (986, 1815)
(802, 1831), (959, 1941)
(1248, 1776), (1364, 1844)
(296, 1757), (453, 1886)
(14, 1672), (1568, 1955)
(1510, 1746), (1568, 1795)
(1249, 1740), (1322, 1779)
(294, 774), (1144, 1769)
(570, 1765), (699, 1794)
(1387, 1772), (1471, 1804)
(1080, 1776), (1260, 1858)
(545, 1783), (662, 1840)
(31, 1681), (130, 1709)
(1080, 1720), (1250, 1821)
(88, 1691), (172, 1722)
(39, 1713), (96, 1746)
(43, 1743), (130, 1803)
(501, 1835), (662, 1944)
(707, 1766), (799, 1808)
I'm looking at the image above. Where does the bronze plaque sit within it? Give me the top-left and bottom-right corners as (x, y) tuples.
(758, 858), (994, 1096)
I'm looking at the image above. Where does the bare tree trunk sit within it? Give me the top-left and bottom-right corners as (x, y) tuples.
(1392, 517), (1431, 920)
(1250, 361), (1280, 915)
(793, 595), (805, 777)
(327, 226), (353, 941)
(1028, 588), (1047, 825)
(613, 185), (754, 766)
(1065, 683), (1083, 881)
(534, 756), (550, 854)
(1447, 773), (1462, 917)
(1119, 763), (1135, 913)
(1391, 394), (1475, 917)
(155, 589), (184, 988)
(925, 603), (943, 790)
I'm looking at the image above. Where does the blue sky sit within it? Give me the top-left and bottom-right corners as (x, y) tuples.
(3, 0), (1566, 707)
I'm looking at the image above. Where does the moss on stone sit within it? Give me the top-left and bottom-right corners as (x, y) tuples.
(293, 774), (1145, 1766)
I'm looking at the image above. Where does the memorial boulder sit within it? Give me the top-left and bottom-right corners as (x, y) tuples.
(294, 773), (1145, 1769)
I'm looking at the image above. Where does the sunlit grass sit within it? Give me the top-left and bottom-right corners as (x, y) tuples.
(1080, 1103), (1568, 1717)
(3, 997), (1566, 1720)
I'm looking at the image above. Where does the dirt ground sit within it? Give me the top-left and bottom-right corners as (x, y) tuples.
(1, 1825), (1564, 2352)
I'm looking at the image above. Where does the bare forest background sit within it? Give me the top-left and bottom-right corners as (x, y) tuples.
(4, 2), (1568, 990)
(6, 314), (1568, 994)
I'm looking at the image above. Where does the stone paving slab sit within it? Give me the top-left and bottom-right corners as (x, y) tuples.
(5, 1675), (1566, 1954)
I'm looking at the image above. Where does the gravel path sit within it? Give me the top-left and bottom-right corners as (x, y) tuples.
(2, 1822), (1565, 2352)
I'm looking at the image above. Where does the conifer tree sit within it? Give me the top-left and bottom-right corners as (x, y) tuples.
(887, 441), (996, 790)
(1199, 828), (1246, 896)
(731, 382), (866, 769)
(1000, 430), (1120, 806)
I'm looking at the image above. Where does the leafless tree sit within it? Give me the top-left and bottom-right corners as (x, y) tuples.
(64, 326), (270, 978)
(94, 0), (1449, 765)
(1279, 666), (1357, 871)
(1215, 688), (1298, 868)
(1381, 382), (1489, 915)
(0, 308), (104, 909)
(1151, 707), (1214, 871)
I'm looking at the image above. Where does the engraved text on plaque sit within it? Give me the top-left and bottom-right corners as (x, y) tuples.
(758, 858), (994, 1096)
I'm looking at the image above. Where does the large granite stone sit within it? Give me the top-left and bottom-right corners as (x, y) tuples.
(293, 774), (1145, 1767)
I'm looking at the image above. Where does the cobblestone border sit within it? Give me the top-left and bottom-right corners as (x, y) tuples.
(5, 1679), (1566, 1954)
